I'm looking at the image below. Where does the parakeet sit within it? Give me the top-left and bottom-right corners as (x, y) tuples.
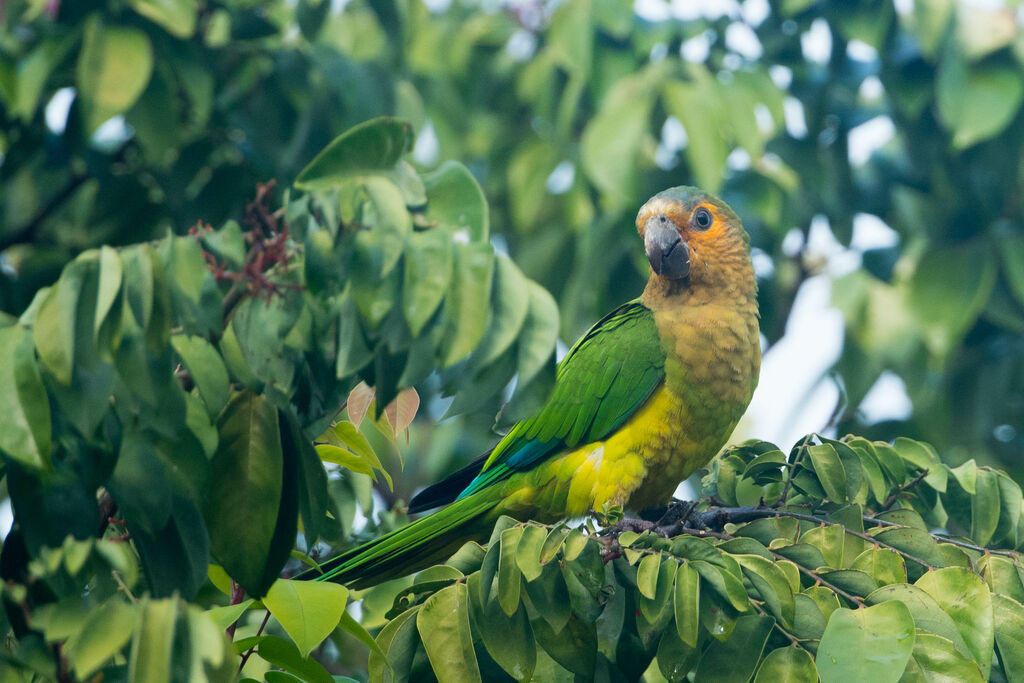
(309, 186), (760, 588)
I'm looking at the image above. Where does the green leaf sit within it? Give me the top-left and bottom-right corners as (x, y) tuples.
(531, 614), (596, 678)
(802, 585), (841, 621)
(993, 594), (1024, 681)
(674, 561), (700, 648)
(850, 548), (907, 586)
(979, 555), (1024, 603)
(498, 526), (524, 617)
(735, 554), (795, 627)
(691, 560), (750, 613)
(937, 60), (1024, 149)
(693, 615), (773, 682)
(915, 567), (993, 677)
(993, 471), (1023, 547)
(77, 18), (154, 132)
(905, 631), (984, 682)
(0, 325), (51, 469)
(402, 229), (453, 337)
(741, 449), (787, 485)
(280, 410), (329, 546)
(949, 459), (978, 495)
(171, 334), (231, 417)
(866, 583), (969, 656)
(657, 627), (698, 682)
(422, 161), (489, 242)
(363, 177), (412, 277)
(999, 231), (1024, 308)
(772, 543), (827, 572)
(891, 437), (946, 492)
(581, 73), (654, 202)
(817, 601), (916, 683)
(257, 636), (334, 683)
(64, 599), (138, 679)
(369, 606), (419, 683)
(108, 429), (172, 533)
(295, 117), (414, 191)
(639, 557), (676, 629)
(792, 593), (828, 641)
(969, 467), (1001, 547)
(9, 35), (77, 121)
(263, 579), (348, 658)
(869, 528), (947, 581)
(32, 281), (72, 386)
(800, 524), (845, 569)
(514, 281), (560, 387)
(205, 600), (253, 631)
(416, 582), (482, 683)
(908, 241), (997, 359)
(338, 609), (388, 662)
(515, 524), (547, 583)
(524, 561), (571, 632)
(95, 245), (123, 343)
(468, 255), (530, 369)
(128, 598), (177, 683)
(663, 72), (728, 194)
(846, 439), (890, 505)
(636, 553), (661, 600)
(323, 420), (391, 488)
(129, 493), (210, 599)
(442, 243), (495, 367)
(506, 141), (558, 229)
(203, 391), (286, 598)
(753, 646), (817, 683)
(540, 524), (570, 565)
(130, 0), (198, 38)
(473, 590), (536, 682)
(807, 444), (849, 503)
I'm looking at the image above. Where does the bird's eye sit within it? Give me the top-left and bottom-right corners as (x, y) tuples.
(693, 207), (713, 230)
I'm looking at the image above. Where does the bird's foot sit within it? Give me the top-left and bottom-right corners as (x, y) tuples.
(651, 500), (698, 538)
(607, 517), (655, 536)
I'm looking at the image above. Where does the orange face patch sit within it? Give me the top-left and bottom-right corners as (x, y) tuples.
(636, 199), (727, 243)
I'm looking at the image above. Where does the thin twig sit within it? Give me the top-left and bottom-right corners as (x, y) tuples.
(112, 570), (137, 603)
(880, 469), (929, 510)
(226, 580), (246, 639)
(864, 516), (1021, 558)
(749, 600), (811, 654)
(96, 491), (117, 537)
(238, 610), (272, 674)
(52, 641), (72, 683)
(781, 551), (868, 608)
(0, 174), (87, 251)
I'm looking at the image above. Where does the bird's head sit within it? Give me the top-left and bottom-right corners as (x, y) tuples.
(635, 186), (753, 295)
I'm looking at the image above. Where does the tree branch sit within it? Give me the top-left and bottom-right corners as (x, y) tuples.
(1, 173), (87, 252)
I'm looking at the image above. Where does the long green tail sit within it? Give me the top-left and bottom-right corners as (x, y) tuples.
(299, 493), (498, 589)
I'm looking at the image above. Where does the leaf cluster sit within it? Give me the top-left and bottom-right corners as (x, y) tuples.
(0, 117), (560, 680)
(370, 434), (1024, 682)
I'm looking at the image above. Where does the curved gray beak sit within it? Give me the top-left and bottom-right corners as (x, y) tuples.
(645, 216), (690, 280)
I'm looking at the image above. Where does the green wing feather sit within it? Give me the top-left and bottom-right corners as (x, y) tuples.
(308, 299), (667, 586)
(453, 298), (667, 499)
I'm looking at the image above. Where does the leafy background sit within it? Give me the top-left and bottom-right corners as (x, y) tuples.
(1, 0), (1023, 681)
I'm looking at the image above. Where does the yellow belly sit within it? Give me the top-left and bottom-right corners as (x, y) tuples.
(497, 384), (740, 519)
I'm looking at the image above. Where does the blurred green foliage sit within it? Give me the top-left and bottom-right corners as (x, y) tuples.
(0, 113), (563, 678)
(1, 0), (1023, 475)
(2, 0), (1024, 680)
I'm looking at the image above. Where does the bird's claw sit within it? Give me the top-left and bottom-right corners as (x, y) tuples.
(608, 518), (655, 535)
